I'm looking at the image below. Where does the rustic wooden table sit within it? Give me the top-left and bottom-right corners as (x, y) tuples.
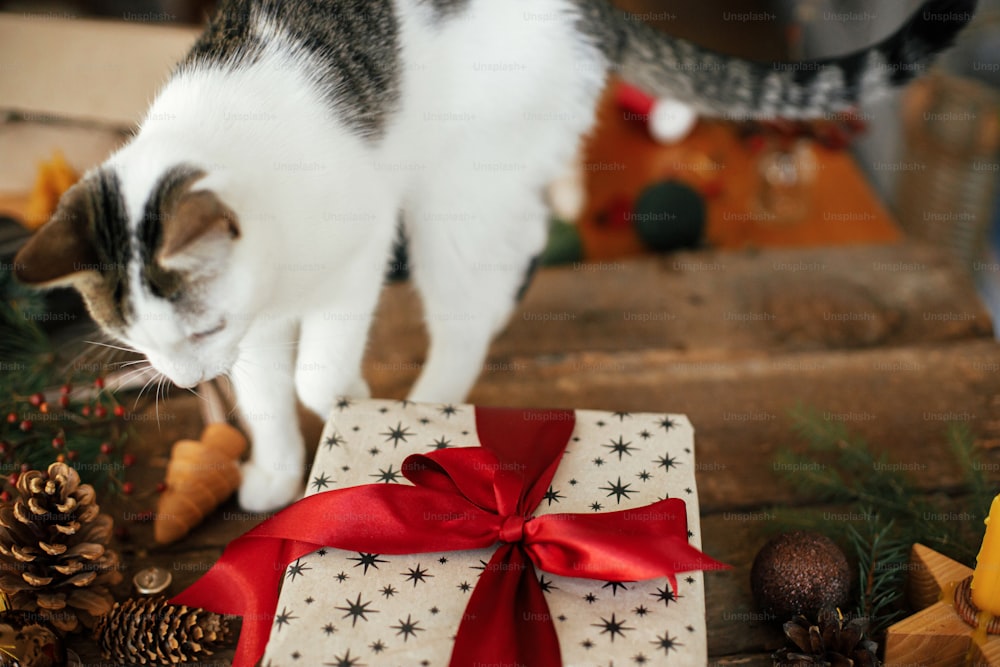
(84, 239), (1000, 666)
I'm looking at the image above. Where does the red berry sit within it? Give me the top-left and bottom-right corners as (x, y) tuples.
(114, 526), (130, 541)
(51, 437), (65, 450)
(0, 492), (9, 503)
(38, 402), (48, 414)
(55, 454), (65, 463)
(29, 393), (44, 407)
(122, 482), (135, 495)
(8, 473), (18, 486)
(66, 450), (78, 461)
(94, 405), (108, 419)
(94, 377), (105, 390)
(81, 406), (91, 417)
(19, 464), (28, 473)
(5, 413), (16, 425)
(58, 395), (70, 409)
(18, 420), (32, 433)
(0, 442), (7, 455)
(113, 405), (125, 418)
(156, 482), (167, 494)
(123, 454), (137, 467)
(100, 442), (114, 455)
(60, 384), (71, 395)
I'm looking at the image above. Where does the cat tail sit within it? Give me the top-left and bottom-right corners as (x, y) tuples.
(576, 0), (976, 119)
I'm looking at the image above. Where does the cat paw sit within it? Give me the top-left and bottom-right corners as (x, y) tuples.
(238, 463), (303, 512)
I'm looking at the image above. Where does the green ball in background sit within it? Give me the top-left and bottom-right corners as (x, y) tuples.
(540, 218), (584, 266)
(633, 180), (706, 251)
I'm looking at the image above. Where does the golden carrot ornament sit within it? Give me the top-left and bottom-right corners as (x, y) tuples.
(154, 381), (247, 544)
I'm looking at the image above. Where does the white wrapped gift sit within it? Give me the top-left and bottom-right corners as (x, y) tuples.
(261, 399), (711, 666)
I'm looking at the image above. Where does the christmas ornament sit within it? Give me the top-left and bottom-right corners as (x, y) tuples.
(616, 82), (698, 144)
(132, 568), (172, 596)
(154, 421), (246, 544)
(633, 180), (705, 251)
(0, 463), (121, 632)
(773, 607), (880, 667)
(24, 152), (78, 231)
(539, 219), (583, 265)
(94, 596), (231, 665)
(751, 531), (851, 620)
(0, 609), (66, 667)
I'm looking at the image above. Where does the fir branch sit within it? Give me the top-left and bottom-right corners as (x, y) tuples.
(774, 407), (1000, 641)
(949, 421), (993, 527)
(789, 404), (851, 451)
(848, 517), (909, 639)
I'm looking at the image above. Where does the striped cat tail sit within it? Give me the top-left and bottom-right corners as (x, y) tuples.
(575, 0), (977, 120)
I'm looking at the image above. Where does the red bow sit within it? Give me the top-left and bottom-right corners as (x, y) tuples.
(172, 407), (726, 666)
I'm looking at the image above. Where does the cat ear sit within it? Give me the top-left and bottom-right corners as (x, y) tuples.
(157, 189), (240, 270)
(13, 181), (102, 288)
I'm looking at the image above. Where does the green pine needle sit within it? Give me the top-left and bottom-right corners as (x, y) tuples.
(0, 266), (130, 494)
(848, 517), (909, 638)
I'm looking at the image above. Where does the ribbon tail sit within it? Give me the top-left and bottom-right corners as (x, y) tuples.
(171, 535), (317, 667)
(450, 545), (560, 667)
(658, 535), (729, 593)
(524, 500), (730, 594)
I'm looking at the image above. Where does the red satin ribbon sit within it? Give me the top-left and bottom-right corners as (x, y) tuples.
(172, 407), (726, 666)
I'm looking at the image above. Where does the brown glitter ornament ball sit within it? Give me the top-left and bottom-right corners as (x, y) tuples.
(750, 531), (852, 620)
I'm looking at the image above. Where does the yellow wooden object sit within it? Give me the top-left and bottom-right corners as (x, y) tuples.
(973, 496), (1000, 616)
(885, 544), (1000, 667)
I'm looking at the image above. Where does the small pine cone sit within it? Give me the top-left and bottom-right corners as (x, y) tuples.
(773, 607), (880, 667)
(95, 597), (231, 665)
(0, 462), (123, 632)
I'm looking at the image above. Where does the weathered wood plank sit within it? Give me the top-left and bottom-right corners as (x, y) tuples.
(365, 242), (993, 392)
(455, 341), (1000, 512)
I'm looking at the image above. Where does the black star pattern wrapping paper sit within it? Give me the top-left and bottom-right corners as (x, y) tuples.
(262, 400), (708, 666)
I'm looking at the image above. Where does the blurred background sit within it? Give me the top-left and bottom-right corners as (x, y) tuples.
(1, 0), (999, 323)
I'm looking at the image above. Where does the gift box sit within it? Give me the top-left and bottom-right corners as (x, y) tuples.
(175, 400), (722, 666)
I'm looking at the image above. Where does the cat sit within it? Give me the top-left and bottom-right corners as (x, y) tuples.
(14, 0), (975, 511)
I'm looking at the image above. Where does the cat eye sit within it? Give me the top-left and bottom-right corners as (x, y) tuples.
(190, 320), (226, 342)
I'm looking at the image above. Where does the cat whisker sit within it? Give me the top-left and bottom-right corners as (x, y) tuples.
(83, 340), (141, 354)
(134, 368), (161, 415)
(108, 358), (149, 370)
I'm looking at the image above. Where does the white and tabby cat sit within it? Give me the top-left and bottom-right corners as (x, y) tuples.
(15, 0), (974, 510)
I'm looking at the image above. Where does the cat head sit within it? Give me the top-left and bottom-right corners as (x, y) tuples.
(14, 164), (253, 388)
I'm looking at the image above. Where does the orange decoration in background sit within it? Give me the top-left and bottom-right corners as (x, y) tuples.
(24, 151), (78, 229)
(576, 80), (901, 260)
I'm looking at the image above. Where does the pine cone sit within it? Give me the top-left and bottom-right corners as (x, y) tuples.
(773, 607), (881, 667)
(0, 462), (122, 632)
(95, 596), (232, 665)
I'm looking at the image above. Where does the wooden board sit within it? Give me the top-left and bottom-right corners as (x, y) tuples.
(366, 242), (993, 393)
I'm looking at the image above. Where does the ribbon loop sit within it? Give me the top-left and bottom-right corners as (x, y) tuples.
(499, 515), (527, 543)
